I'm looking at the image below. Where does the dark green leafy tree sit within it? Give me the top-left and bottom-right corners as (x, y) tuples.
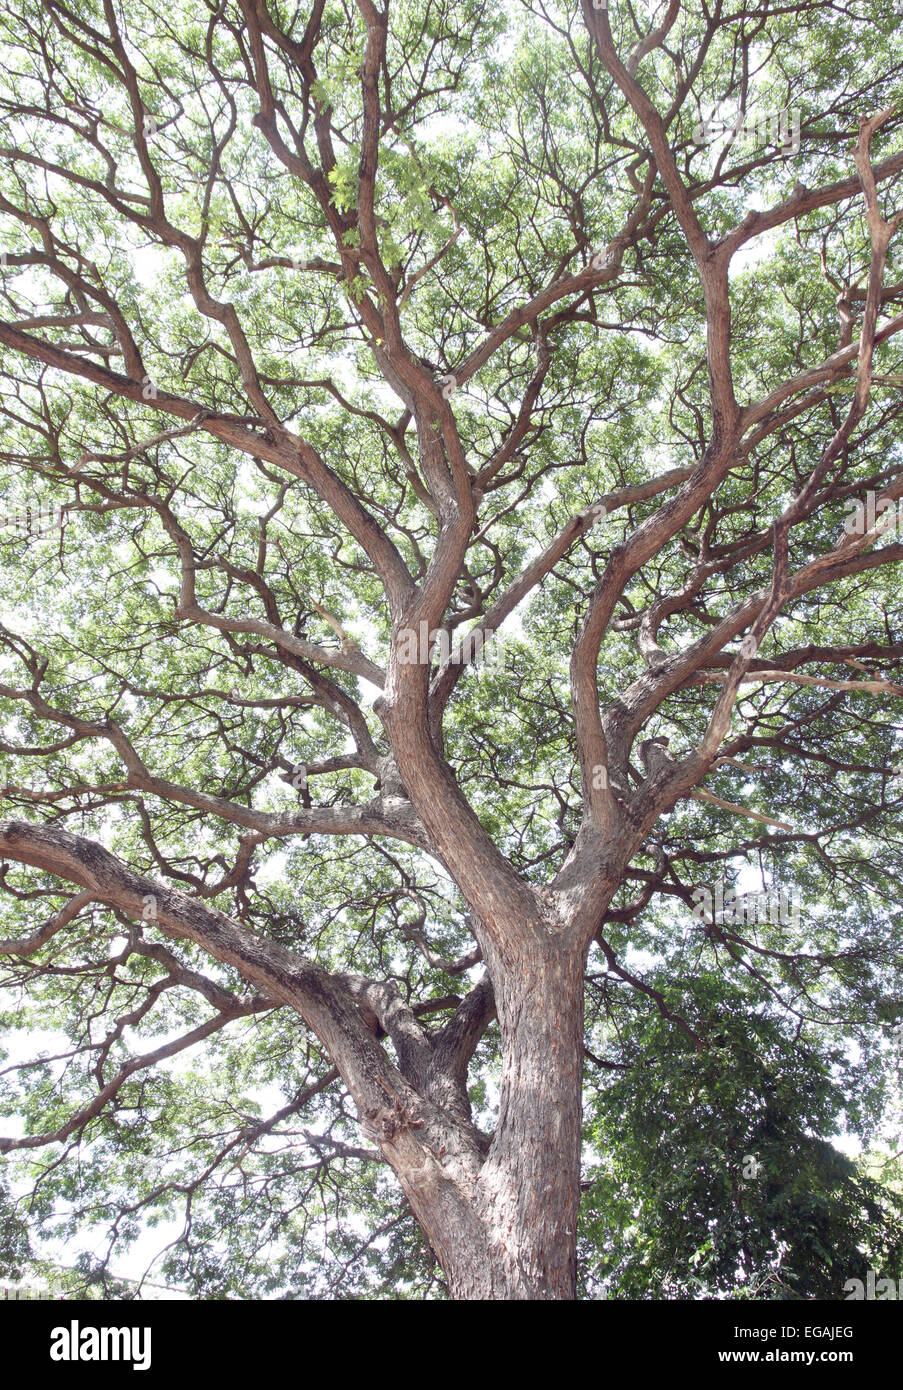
(581, 974), (903, 1299)
(1, 0), (903, 1299)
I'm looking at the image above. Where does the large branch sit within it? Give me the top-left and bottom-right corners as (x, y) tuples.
(0, 815), (498, 1264)
(0, 322), (415, 616)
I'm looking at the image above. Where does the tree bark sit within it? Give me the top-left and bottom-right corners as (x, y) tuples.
(430, 941), (586, 1300)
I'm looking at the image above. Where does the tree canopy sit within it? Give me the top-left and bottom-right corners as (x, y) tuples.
(1, 0), (903, 1300)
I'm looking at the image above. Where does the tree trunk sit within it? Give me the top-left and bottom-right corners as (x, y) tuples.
(436, 941), (586, 1300)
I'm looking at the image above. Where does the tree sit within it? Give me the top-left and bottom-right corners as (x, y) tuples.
(1, 0), (903, 1301)
(580, 973), (903, 1299)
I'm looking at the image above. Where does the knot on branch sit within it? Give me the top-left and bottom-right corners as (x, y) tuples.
(361, 1097), (425, 1143)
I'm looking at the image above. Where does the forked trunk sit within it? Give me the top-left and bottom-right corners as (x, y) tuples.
(434, 942), (586, 1300)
